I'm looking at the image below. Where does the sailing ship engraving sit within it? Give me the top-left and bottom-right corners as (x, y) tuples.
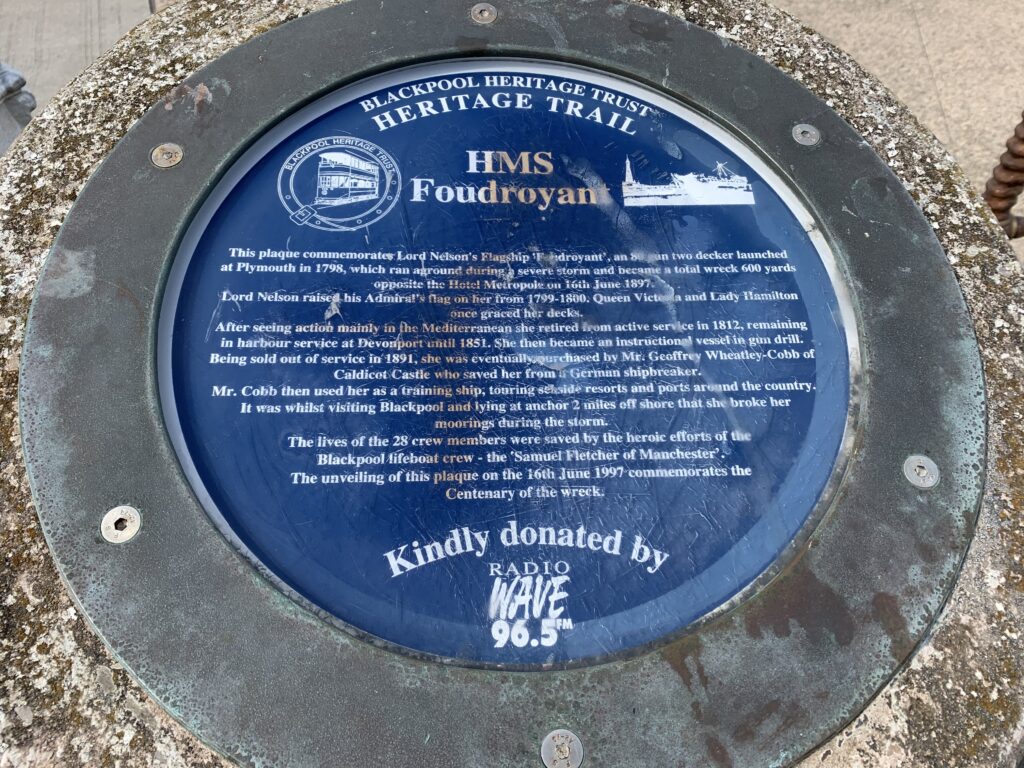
(314, 150), (381, 207)
(622, 158), (755, 206)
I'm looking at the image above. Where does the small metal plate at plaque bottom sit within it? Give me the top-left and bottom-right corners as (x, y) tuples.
(19, 0), (985, 765)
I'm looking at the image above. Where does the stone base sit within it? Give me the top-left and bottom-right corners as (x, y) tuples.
(1, 1), (1021, 766)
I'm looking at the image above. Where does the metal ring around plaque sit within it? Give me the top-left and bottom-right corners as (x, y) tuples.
(19, 0), (985, 765)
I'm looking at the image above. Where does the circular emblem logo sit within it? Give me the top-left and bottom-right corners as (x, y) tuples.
(277, 136), (401, 231)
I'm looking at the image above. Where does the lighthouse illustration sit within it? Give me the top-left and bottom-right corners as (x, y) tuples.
(622, 159), (755, 206)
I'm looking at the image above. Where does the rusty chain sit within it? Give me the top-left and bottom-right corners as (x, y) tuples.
(984, 110), (1024, 239)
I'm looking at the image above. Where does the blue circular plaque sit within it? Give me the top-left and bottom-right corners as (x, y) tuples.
(160, 59), (855, 666)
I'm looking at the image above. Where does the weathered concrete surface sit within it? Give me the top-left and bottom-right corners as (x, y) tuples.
(0, 0), (1021, 766)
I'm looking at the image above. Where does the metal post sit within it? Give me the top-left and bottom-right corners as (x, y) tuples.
(984, 110), (1024, 239)
(0, 63), (36, 154)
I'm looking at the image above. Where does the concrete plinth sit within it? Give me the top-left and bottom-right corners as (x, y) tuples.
(1, 1), (1022, 766)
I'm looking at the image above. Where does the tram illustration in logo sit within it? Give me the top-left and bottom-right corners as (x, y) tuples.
(622, 159), (755, 206)
(314, 151), (381, 206)
(278, 136), (401, 231)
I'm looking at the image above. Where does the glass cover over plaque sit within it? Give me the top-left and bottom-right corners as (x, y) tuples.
(160, 60), (854, 665)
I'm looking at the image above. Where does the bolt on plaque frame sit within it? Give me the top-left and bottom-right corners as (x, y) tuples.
(19, 0), (985, 766)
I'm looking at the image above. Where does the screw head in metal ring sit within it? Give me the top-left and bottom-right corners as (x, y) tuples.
(101, 505), (142, 543)
(151, 142), (184, 168)
(792, 123), (822, 146)
(540, 729), (584, 768)
(903, 455), (940, 489)
(470, 2), (497, 24)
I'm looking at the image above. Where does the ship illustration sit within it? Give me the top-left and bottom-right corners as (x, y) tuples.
(313, 151), (381, 207)
(622, 159), (755, 206)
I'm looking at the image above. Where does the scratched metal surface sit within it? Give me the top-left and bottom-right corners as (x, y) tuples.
(14, 0), (985, 766)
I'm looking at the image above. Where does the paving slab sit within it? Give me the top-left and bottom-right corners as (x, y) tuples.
(0, 0), (149, 108)
(774, 0), (1024, 257)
